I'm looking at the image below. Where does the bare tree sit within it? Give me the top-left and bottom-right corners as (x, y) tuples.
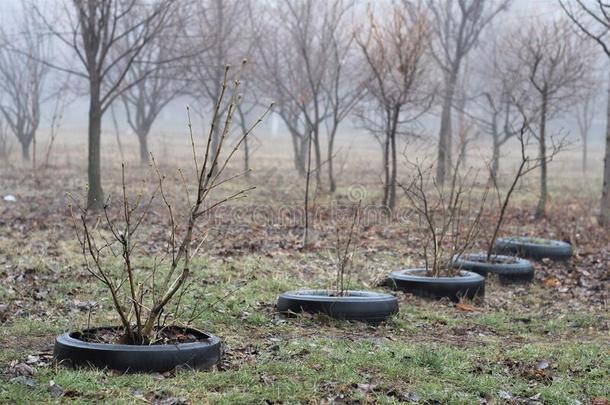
(559, 0), (610, 226)
(427, 0), (510, 185)
(468, 92), (516, 179)
(453, 62), (478, 169)
(70, 65), (272, 344)
(187, 0), (250, 164)
(505, 19), (592, 218)
(356, 0), (433, 211)
(255, 0), (357, 191)
(255, 17), (309, 175)
(574, 84), (599, 173)
(321, 2), (362, 192)
(560, 0), (610, 225)
(401, 158), (488, 277)
(35, 0), (176, 209)
(0, 118), (12, 162)
(465, 33), (523, 179)
(330, 201), (361, 296)
(0, 11), (48, 162)
(120, 32), (187, 164)
(485, 104), (567, 260)
(235, 77), (260, 179)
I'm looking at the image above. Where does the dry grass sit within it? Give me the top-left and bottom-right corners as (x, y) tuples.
(0, 131), (608, 403)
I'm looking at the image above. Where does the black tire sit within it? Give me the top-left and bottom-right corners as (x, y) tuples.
(54, 327), (222, 373)
(493, 237), (572, 261)
(388, 268), (485, 302)
(452, 253), (534, 284)
(276, 290), (399, 323)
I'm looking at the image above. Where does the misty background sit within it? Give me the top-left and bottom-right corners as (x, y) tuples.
(0, 0), (604, 151)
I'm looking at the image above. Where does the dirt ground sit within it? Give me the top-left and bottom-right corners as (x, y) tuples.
(0, 136), (608, 404)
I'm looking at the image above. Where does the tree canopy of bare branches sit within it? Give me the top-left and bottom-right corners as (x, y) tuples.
(255, 0), (359, 192)
(427, 0), (510, 186)
(503, 19), (593, 218)
(35, 0), (176, 209)
(485, 105), (567, 260)
(560, 0), (610, 226)
(185, 0), (252, 165)
(574, 82), (600, 173)
(462, 29), (525, 179)
(0, 10), (49, 161)
(356, 0), (434, 211)
(119, 10), (189, 164)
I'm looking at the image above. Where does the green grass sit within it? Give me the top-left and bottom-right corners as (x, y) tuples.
(0, 251), (608, 404)
(1, 334), (607, 404)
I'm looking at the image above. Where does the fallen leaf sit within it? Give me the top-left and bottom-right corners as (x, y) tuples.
(455, 302), (477, 312)
(543, 278), (561, 287)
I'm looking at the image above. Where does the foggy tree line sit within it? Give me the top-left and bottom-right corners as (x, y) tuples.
(0, 0), (610, 225)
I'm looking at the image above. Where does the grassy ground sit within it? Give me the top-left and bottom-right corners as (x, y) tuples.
(0, 251), (608, 404)
(0, 146), (609, 404)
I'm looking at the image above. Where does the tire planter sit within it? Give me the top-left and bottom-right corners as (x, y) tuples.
(452, 253), (534, 284)
(493, 237), (572, 261)
(388, 268), (485, 302)
(54, 327), (222, 373)
(276, 290), (398, 323)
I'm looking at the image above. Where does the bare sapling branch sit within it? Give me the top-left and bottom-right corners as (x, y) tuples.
(485, 102), (569, 260)
(69, 64), (271, 344)
(401, 154), (489, 277)
(331, 200), (362, 296)
(303, 130), (314, 248)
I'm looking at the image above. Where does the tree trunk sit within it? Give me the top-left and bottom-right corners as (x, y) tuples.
(600, 77), (610, 226)
(87, 84), (104, 210)
(388, 106), (400, 211)
(327, 128), (337, 193)
(20, 139), (31, 161)
(238, 109), (251, 179)
(290, 131), (307, 176)
(388, 131), (397, 211)
(535, 93), (548, 219)
(327, 149), (336, 193)
(490, 111), (499, 179)
(312, 129), (322, 192)
(582, 135), (587, 173)
(382, 129), (390, 208)
(243, 135), (251, 179)
(137, 132), (149, 164)
(211, 124), (220, 167)
(436, 72), (457, 186)
(491, 138), (500, 180)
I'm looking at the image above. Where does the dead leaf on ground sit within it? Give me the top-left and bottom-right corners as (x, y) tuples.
(455, 302), (478, 312)
(543, 278), (561, 287)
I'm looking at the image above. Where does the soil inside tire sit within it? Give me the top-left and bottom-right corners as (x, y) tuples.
(54, 326), (222, 373)
(276, 290), (399, 322)
(75, 326), (211, 345)
(469, 256), (519, 265)
(388, 269), (485, 302)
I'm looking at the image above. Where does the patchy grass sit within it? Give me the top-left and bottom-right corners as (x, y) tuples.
(0, 156), (609, 404)
(1, 251), (608, 404)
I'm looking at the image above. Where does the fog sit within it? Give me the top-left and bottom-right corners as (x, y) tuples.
(1, 0), (609, 216)
(0, 0), (603, 143)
